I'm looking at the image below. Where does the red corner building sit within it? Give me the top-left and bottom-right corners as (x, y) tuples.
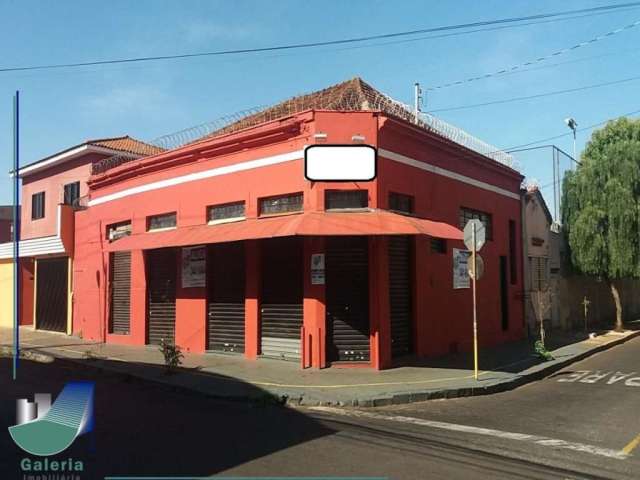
(73, 78), (525, 369)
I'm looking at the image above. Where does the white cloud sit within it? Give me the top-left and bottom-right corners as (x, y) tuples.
(83, 85), (168, 117)
(182, 20), (259, 45)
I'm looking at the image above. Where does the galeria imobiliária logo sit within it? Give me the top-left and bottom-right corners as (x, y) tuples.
(9, 382), (95, 456)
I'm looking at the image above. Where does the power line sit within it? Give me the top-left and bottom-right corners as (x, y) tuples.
(1, 1), (640, 74)
(427, 18), (640, 91)
(428, 74), (640, 113)
(504, 108), (640, 151)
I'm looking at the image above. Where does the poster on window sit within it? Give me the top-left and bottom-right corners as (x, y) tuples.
(453, 248), (471, 289)
(181, 246), (206, 288)
(310, 253), (325, 285)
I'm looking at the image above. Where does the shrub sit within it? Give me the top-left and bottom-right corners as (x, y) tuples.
(159, 339), (184, 373)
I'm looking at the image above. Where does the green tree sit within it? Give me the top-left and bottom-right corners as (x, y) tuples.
(561, 118), (640, 331)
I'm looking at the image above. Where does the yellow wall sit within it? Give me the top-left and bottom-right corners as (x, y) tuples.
(0, 260), (14, 329)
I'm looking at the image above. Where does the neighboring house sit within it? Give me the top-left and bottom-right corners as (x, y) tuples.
(522, 185), (640, 333)
(74, 77), (525, 370)
(0, 205), (14, 242)
(0, 136), (161, 333)
(521, 186), (561, 336)
(0, 206), (16, 328)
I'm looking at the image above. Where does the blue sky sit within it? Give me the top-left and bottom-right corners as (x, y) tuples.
(1, 0), (639, 212)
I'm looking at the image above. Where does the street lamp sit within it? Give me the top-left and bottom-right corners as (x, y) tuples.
(565, 117), (578, 163)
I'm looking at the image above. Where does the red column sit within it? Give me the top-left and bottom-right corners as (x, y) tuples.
(369, 236), (391, 370)
(175, 248), (207, 353)
(129, 249), (147, 345)
(303, 236), (326, 368)
(244, 240), (260, 360)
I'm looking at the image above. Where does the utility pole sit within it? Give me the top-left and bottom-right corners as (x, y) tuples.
(13, 91), (20, 380)
(414, 82), (422, 124)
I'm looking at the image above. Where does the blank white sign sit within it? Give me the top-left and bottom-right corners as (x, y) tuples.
(305, 145), (377, 181)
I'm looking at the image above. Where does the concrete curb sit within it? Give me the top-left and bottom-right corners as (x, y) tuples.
(334, 329), (640, 408)
(25, 330), (640, 408)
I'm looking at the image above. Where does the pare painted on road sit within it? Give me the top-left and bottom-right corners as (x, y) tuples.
(556, 370), (640, 386)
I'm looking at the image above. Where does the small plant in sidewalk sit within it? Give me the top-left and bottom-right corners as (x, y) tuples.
(534, 340), (554, 361)
(531, 288), (553, 348)
(531, 288), (555, 361)
(159, 339), (184, 374)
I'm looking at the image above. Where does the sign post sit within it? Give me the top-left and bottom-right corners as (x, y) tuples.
(471, 225), (478, 381)
(464, 219), (485, 381)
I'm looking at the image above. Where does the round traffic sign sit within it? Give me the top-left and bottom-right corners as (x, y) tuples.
(468, 254), (485, 280)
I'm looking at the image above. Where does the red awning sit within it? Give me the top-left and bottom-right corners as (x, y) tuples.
(106, 210), (462, 252)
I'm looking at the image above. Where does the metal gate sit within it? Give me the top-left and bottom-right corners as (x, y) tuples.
(326, 236), (370, 362)
(147, 249), (177, 345)
(36, 257), (68, 332)
(110, 251), (131, 334)
(260, 237), (303, 360)
(207, 242), (245, 353)
(389, 236), (413, 358)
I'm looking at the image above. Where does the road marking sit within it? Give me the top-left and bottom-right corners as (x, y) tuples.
(309, 406), (630, 460)
(622, 433), (640, 455)
(556, 370), (640, 387)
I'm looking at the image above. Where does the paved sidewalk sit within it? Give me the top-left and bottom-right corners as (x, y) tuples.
(1, 323), (638, 406)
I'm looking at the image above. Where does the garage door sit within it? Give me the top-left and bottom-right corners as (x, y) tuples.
(36, 257), (68, 332)
(207, 242), (245, 353)
(110, 251), (131, 335)
(260, 237), (303, 361)
(389, 236), (413, 358)
(326, 236), (370, 362)
(147, 249), (177, 345)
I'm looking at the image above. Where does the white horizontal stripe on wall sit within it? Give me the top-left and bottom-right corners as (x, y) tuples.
(87, 147), (519, 208)
(88, 150), (305, 207)
(378, 148), (520, 200)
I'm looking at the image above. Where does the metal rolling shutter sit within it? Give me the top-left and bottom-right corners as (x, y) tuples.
(36, 257), (68, 332)
(110, 251), (131, 334)
(326, 236), (370, 362)
(208, 242), (245, 353)
(147, 249), (177, 345)
(260, 237), (303, 361)
(389, 236), (412, 358)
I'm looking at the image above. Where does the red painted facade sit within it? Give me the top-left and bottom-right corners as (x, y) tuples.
(73, 110), (524, 369)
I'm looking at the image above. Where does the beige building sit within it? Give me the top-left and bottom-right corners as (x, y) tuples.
(522, 186), (640, 335)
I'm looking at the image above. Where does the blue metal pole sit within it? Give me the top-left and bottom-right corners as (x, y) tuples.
(13, 90), (20, 380)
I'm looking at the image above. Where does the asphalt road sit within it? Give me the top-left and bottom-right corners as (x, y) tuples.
(0, 336), (638, 480)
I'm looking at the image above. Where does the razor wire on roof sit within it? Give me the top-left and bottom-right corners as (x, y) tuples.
(91, 106), (266, 175)
(366, 90), (516, 168)
(92, 82), (515, 175)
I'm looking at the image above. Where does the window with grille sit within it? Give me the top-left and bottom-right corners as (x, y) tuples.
(31, 192), (45, 220)
(208, 201), (245, 222)
(259, 193), (303, 215)
(430, 238), (447, 254)
(389, 192), (414, 214)
(63, 181), (80, 206)
(107, 221), (132, 241)
(325, 190), (368, 210)
(529, 256), (548, 291)
(459, 207), (493, 240)
(147, 212), (177, 231)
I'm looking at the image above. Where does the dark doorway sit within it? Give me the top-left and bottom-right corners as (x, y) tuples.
(146, 248), (177, 345)
(35, 257), (68, 332)
(207, 242), (245, 353)
(260, 237), (303, 360)
(500, 255), (509, 331)
(389, 236), (413, 358)
(326, 236), (370, 362)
